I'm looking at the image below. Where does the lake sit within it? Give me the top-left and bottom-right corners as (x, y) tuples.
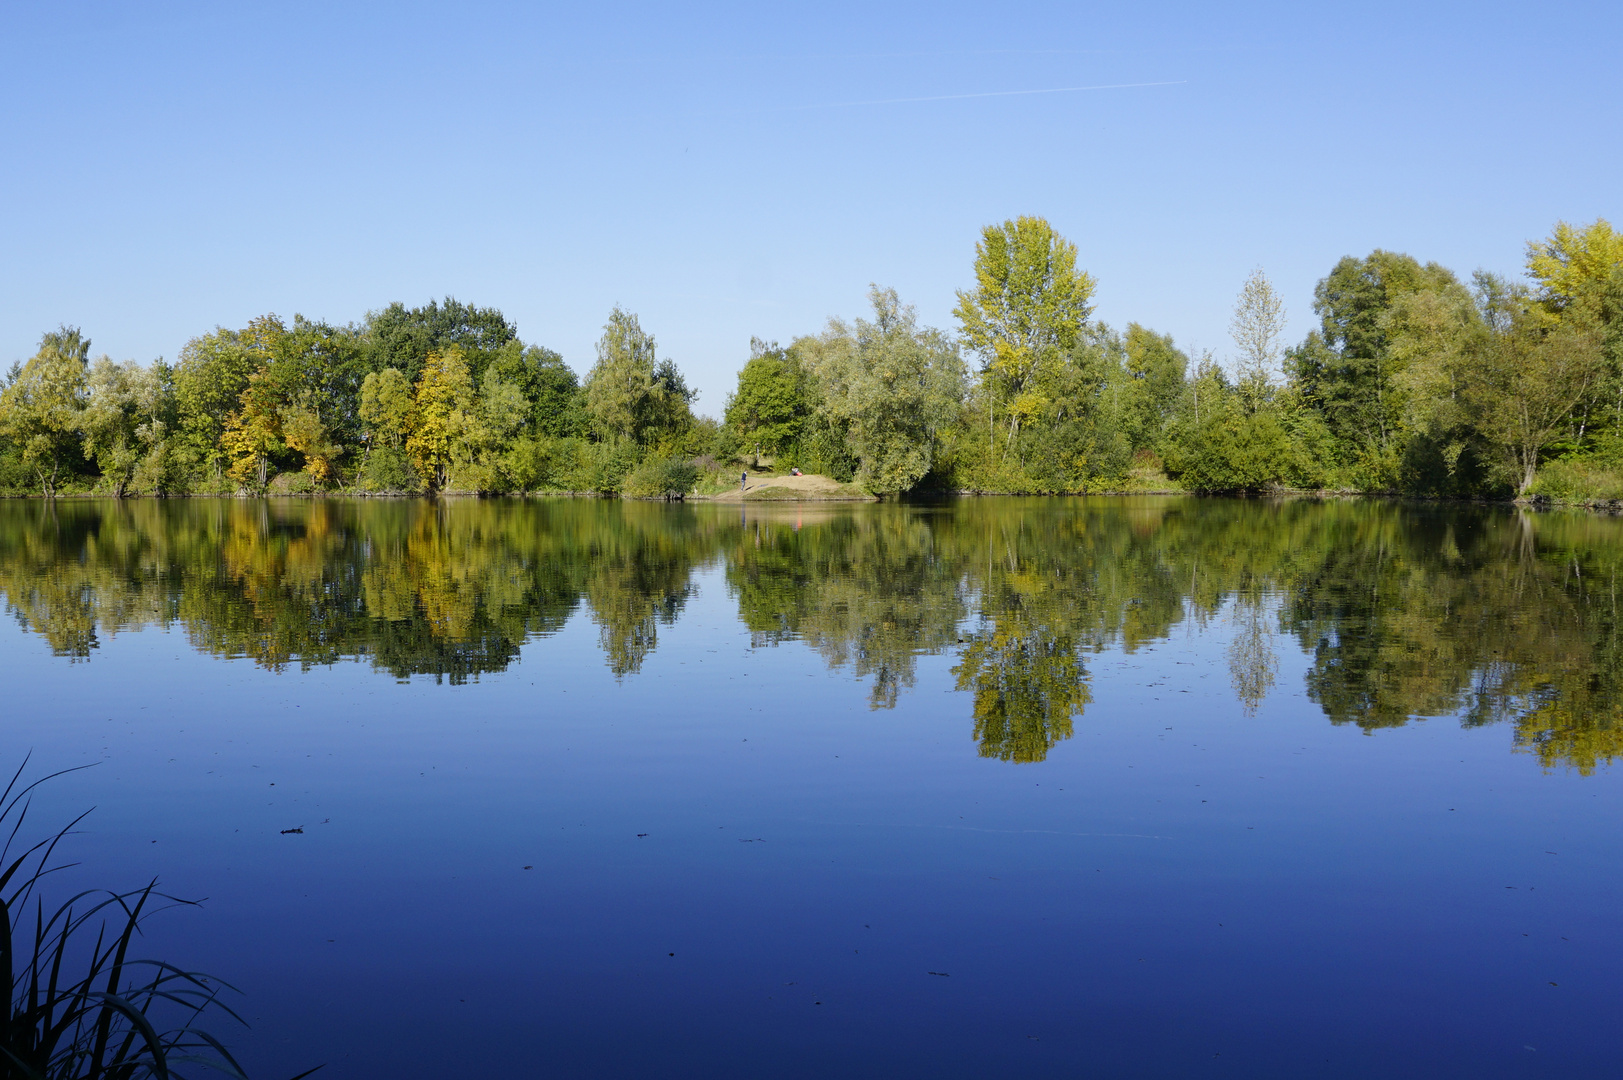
(1, 496), (1619, 1078)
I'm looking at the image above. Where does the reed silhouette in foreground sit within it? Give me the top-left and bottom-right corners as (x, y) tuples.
(0, 759), (320, 1080)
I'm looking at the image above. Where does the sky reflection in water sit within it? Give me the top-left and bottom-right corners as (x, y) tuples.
(1, 497), (1619, 1079)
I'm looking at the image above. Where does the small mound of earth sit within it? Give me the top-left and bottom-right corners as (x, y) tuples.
(704, 473), (873, 502)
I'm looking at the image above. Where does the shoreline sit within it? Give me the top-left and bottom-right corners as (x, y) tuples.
(4, 488), (1621, 513)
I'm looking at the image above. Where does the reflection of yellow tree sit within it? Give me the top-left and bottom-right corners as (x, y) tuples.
(0, 498), (596, 683)
(1511, 694), (1623, 776)
(3, 564), (100, 659)
(948, 512), (1123, 761)
(954, 612), (1089, 763)
(3, 496), (1623, 773)
(0, 501), (174, 658)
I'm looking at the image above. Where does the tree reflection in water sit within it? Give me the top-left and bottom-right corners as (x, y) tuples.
(1, 496), (1620, 772)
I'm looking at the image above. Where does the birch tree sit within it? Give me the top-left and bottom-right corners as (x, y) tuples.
(1229, 267), (1287, 413)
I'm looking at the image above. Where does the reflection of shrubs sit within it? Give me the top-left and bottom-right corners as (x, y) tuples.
(622, 456), (699, 499)
(1, 759), (321, 1079)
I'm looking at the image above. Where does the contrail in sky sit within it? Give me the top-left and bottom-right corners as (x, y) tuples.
(789, 80), (1186, 110)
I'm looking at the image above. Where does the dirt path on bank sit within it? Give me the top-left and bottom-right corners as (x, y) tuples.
(699, 473), (875, 502)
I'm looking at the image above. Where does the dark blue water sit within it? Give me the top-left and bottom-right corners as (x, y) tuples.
(2, 497), (1618, 1078)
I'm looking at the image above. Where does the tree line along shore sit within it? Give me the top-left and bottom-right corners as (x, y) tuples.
(2, 216), (1619, 503)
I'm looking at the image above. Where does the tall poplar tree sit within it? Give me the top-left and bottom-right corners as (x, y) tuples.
(953, 216), (1095, 451)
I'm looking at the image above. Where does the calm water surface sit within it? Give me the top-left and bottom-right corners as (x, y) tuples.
(1, 496), (1619, 1078)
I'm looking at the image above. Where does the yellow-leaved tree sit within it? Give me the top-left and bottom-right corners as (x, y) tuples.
(406, 348), (477, 490)
(279, 399), (342, 487)
(220, 365), (284, 491)
(952, 216), (1095, 453)
(1526, 218), (1623, 324)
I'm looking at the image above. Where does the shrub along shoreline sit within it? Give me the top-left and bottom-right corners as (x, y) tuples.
(4, 217), (1620, 506)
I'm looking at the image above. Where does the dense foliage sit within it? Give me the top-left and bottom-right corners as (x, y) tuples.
(3, 216), (1620, 500)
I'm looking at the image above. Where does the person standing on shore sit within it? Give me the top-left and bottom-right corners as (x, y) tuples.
(741, 471), (748, 493)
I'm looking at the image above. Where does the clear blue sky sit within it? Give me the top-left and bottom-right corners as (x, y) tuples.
(3, 0), (1618, 414)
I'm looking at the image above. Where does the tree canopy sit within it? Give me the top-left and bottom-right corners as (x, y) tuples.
(4, 214), (1620, 504)
(953, 216), (1095, 444)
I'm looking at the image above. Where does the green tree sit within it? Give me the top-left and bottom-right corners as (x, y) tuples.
(0, 327), (91, 496)
(1464, 286), (1606, 494)
(130, 360), (182, 495)
(646, 359), (698, 448)
(1379, 276), (1485, 492)
(173, 326), (260, 474)
(1522, 220), (1623, 459)
(725, 340), (808, 457)
(81, 358), (173, 497)
(1021, 326), (1132, 491)
(275, 316), (370, 451)
(583, 307), (695, 446)
(358, 366), (418, 491)
(1296, 251), (1463, 479)
(360, 368), (414, 450)
(953, 216), (1096, 453)
(462, 369), (530, 490)
(801, 286), (965, 495)
(1165, 355), (1292, 491)
(365, 297), (518, 386)
(484, 343), (587, 438)
(1120, 323), (1188, 453)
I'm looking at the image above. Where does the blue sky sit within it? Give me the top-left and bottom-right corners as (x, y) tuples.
(3, 0), (1618, 414)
